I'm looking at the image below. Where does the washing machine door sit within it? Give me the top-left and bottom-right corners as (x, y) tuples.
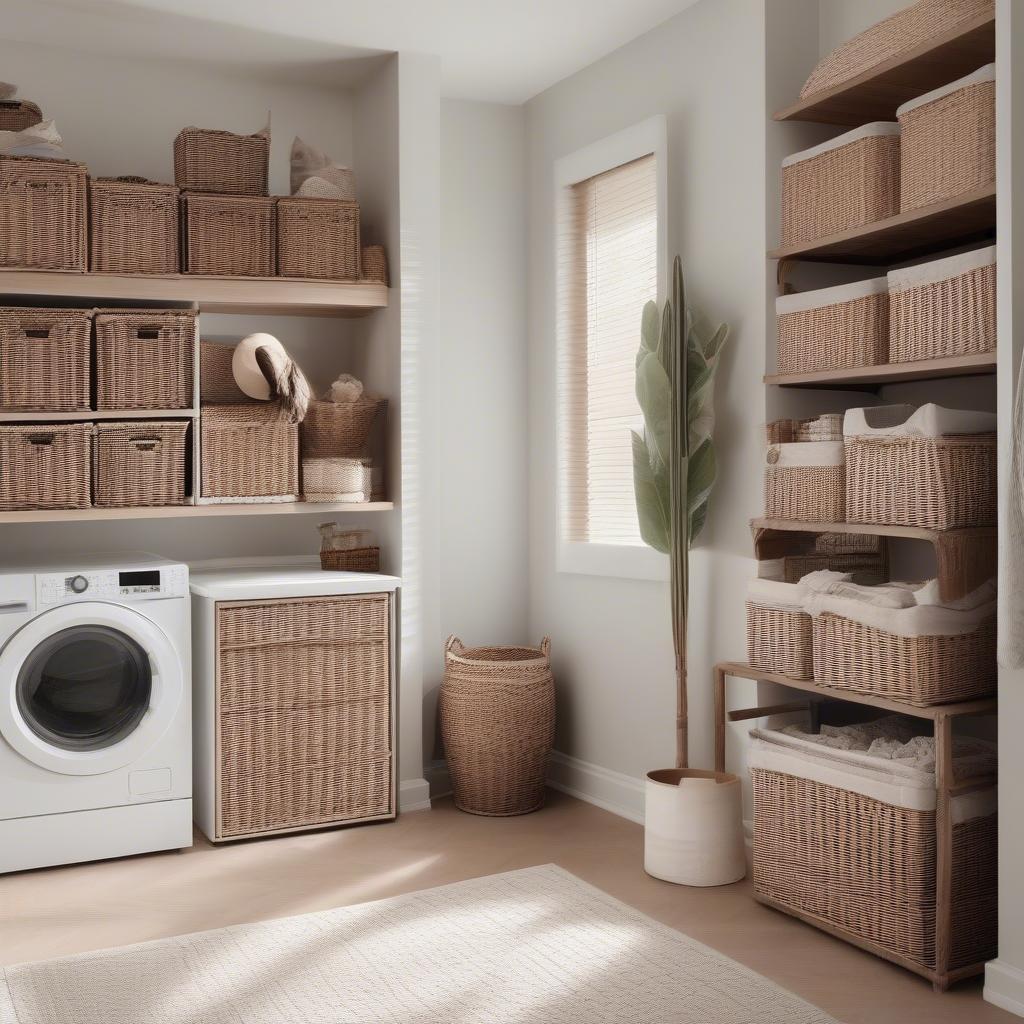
(0, 601), (183, 776)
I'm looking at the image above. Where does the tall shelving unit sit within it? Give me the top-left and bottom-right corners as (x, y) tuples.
(729, 7), (1000, 992)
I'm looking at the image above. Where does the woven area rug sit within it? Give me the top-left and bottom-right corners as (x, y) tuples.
(0, 864), (836, 1023)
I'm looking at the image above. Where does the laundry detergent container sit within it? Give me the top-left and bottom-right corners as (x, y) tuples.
(190, 566), (399, 841)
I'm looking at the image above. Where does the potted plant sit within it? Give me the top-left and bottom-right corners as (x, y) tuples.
(633, 256), (745, 887)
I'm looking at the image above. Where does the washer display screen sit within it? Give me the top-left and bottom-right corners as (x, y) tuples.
(16, 625), (152, 751)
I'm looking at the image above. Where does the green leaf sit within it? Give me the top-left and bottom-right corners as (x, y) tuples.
(688, 438), (717, 517)
(632, 430), (670, 553)
(635, 353), (671, 468)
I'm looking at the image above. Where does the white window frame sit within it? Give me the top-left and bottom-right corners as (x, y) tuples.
(554, 115), (669, 581)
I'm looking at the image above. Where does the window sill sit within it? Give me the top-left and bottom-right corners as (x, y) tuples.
(557, 541), (669, 582)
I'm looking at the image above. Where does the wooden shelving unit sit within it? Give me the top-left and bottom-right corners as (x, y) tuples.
(769, 185), (996, 265)
(0, 501), (394, 525)
(0, 270), (388, 318)
(765, 352), (996, 390)
(773, 13), (996, 126)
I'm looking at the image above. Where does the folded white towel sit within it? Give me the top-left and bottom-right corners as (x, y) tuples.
(844, 403), (997, 439)
(0, 119), (63, 159)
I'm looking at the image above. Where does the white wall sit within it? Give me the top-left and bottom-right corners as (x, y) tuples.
(525, 0), (767, 812)
(817, 0), (908, 55)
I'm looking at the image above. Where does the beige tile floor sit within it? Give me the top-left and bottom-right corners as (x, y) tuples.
(0, 790), (1011, 1023)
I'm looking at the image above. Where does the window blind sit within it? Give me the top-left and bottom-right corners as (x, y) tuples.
(559, 153), (658, 547)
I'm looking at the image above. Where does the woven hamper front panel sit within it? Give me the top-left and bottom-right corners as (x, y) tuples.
(777, 292), (888, 374)
(215, 594), (392, 838)
(0, 156), (87, 270)
(0, 307), (90, 411)
(182, 194), (275, 277)
(88, 178), (180, 275)
(277, 198), (360, 280)
(746, 603), (813, 679)
(753, 769), (938, 968)
(949, 814), (998, 970)
(813, 613), (996, 705)
(200, 404), (298, 499)
(764, 465), (845, 522)
(94, 421), (189, 508)
(95, 309), (195, 410)
(845, 433), (997, 530)
(0, 423), (91, 509)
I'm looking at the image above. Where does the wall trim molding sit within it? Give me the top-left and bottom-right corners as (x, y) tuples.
(399, 778), (432, 813)
(985, 959), (1024, 1017)
(546, 750), (645, 824)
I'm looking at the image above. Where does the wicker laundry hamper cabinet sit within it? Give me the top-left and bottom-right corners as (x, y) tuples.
(190, 566), (400, 842)
(441, 636), (555, 816)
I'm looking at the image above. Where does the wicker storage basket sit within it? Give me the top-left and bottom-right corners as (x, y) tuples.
(173, 126), (269, 196)
(199, 340), (247, 403)
(320, 547), (381, 572)
(799, 0), (993, 101)
(441, 636), (555, 816)
(277, 198), (360, 280)
(361, 245), (388, 284)
(213, 593), (393, 838)
(0, 99), (42, 132)
(181, 194), (276, 277)
(888, 246), (996, 364)
(88, 177), (180, 275)
(897, 64), (995, 212)
(781, 123), (899, 246)
(302, 398), (385, 459)
(0, 422), (91, 509)
(764, 418), (845, 522)
(746, 583), (813, 679)
(303, 456), (371, 502)
(0, 156), (87, 270)
(95, 308), (196, 410)
(0, 307), (91, 411)
(94, 420), (189, 507)
(776, 278), (888, 374)
(813, 609), (996, 705)
(844, 405), (997, 530)
(200, 403), (298, 501)
(763, 532), (890, 586)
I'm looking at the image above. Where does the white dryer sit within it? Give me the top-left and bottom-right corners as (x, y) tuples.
(0, 555), (192, 873)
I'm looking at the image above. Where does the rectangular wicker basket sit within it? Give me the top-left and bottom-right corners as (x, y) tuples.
(746, 601), (813, 679)
(0, 307), (91, 411)
(0, 156), (87, 271)
(776, 278), (888, 374)
(301, 398), (385, 459)
(213, 593), (393, 839)
(200, 403), (298, 501)
(0, 99), (42, 132)
(753, 768), (996, 977)
(95, 309), (196, 410)
(781, 123), (900, 246)
(764, 418), (845, 523)
(0, 422), (92, 509)
(88, 177), (180, 275)
(181, 194), (276, 277)
(94, 420), (190, 507)
(277, 198), (360, 280)
(813, 611), (996, 705)
(320, 546), (381, 572)
(888, 246), (996, 364)
(897, 64), (995, 212)
(173, 126), (269, 196)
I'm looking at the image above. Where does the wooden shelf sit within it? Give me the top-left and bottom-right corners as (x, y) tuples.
(0, 271), (388, 318)
(773, 13), (996, 126)
(0, 501), (393, 524)
(769, 185), (996, 265)
(715, 661), (996, 721)
(0, 408), (197, 422)
(765, 352), (996, 390)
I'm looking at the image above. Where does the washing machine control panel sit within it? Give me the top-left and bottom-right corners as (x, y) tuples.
(37, 564), (189, 605)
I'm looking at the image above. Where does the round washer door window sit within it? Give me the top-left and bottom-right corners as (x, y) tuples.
(16, 625), (152, 752)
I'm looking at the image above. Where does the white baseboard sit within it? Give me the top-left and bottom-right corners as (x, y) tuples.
(546, 750), (645, 824)
(986, 959), (1024, 1017)
(398, 778), (432, 813)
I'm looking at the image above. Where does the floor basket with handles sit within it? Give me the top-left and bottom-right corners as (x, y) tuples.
(441, 636), (555, 817)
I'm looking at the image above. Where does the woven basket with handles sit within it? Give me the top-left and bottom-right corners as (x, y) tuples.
(441, 636), (555, 816)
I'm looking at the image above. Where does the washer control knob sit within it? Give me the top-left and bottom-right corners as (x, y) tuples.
(69, 575), (89, 594)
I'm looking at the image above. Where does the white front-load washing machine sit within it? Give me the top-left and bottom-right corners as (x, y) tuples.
(0, 555), (192, 873)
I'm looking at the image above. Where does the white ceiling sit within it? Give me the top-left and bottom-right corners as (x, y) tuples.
(0, 0), (702, 103)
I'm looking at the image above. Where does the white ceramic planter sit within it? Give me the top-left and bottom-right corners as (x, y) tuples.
(644, 768), (746, 887)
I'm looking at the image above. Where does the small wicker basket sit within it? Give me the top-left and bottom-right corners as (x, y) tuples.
(776, 278), (888, 374)
(888, 246), (996, 364)
(746, 598), (813, 680)
(0, 422), (92, 509)
(0, 307), (91, 411)
(181, 194), (276, 277)
(0, 99), (42, 132)
(320, 547), (381, 572)
(95, 309), (196, 410)
(94, 420), (190, 507)
(0, 155), (87, 270)
(88, 177), (180, 275)
(302, 398), (385, 459)
(781, 123), (900, 246)
(764, 532), (890, 586)
(173, 126), (269, 196)
(897, 64), (995, 212)
(277, 198), (360, 280)
(200, 403), (298, 501)
(764, 418), (845, 523)
(441, 636), (555, 816)
(361, 245), (388, 284)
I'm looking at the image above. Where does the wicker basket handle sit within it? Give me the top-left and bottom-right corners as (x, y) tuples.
(22, 327), (51, 340)
(540, 637), (551, 658)
(130, 438), (162, 452)
(445, 635), (465, 660)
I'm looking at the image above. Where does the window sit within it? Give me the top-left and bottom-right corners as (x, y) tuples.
(555, 117), (667, 580)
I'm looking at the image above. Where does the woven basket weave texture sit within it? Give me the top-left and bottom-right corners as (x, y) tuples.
(200, 403), (298, 499)
(94, 420), (189, 508)
(0, 422), (91, 509)
(0, 307), (91, 411)
(89, 177), (180, 275)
